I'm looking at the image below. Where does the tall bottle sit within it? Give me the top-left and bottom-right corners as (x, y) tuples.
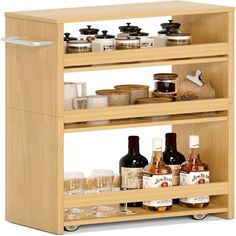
(179, 135), (209, 208)
(143, 138), (172, 211)
(119, 136), (148, 207)
(163, 133), (185, 187)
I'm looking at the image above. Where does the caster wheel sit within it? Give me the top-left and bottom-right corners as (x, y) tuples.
(192, 214), (207, 220)
(64, 225), (79, 232)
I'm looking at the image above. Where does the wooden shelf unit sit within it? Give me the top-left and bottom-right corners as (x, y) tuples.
(5, 1), (234, 234)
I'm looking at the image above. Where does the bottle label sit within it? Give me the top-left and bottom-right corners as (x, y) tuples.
(143, 173), (172, 207)
(121, 167), (143, 189)
(180, 171), (209, 204)
(169, 164), (181, 186)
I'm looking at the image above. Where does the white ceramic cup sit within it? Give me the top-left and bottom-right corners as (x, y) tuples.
(64, 82), (87, 110)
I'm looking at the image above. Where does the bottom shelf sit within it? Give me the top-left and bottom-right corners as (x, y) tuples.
(64, 204), (227, 227)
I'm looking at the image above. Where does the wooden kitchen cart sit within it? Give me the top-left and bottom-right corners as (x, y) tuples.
(4, 1), (234, 234)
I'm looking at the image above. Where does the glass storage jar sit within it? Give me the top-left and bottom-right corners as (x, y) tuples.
(92, 30), (115, 52)
(115, 37), (140, 50)
(117, 22), (139, 38)
(79, 25), (99, 42)
(64, 33), (77, 53)
(129, 28), (154, 48)
(153, 73), (178, 101)
(166, 33), (191, 46)
(67, 40), (92, 53)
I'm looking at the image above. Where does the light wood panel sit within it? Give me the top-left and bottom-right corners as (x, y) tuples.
(64, 43), (228, 68)
(64, 112), (227, 133)
(5, 1), (234, 23)
(64, 182), (227, 208)
(64, 98), (228, 123)
(5, 108), (64, 234)
(5, 17), (64, 117)
(64, 204), (227, 227)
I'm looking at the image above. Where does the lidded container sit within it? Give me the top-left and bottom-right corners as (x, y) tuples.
(79, 25), (99, 42)
(114, 84), (149, 104)
(92, 30), (115, 52)
(166, 33), (191, 46)
(153, 73), (178, 101)
(95, 89), (130, 106)
(67, 40), (92, 53)
(64, 33), (77, 53)
(129, 28), (154, 48)
(154, 20), (181, 47)
(117, 22), (139, 38)
(115, 37), (140, 50)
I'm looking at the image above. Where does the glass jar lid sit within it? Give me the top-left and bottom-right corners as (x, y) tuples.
(79, 25), (99, 35)
(118, 22), (139, 33)
(153, 73), (178, 80)
(67, 40), (91, 47)
(166, 33), (191, 40)
(129, 28), (149, 37)
(158, 20), (181, 34)
(95, 30), (115, 39)
(64, 33), (77, 42)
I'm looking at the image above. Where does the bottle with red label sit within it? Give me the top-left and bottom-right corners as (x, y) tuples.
(179, 135), (209, 208)
(143, 138), (173, 212)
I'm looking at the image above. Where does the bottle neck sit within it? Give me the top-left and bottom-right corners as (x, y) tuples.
(188, 147), (200, 160)
(128, 137), (140, 155)
(165, 145), (177, 152)
(165, 133), (177, 152)
(152, 150), (163, 162)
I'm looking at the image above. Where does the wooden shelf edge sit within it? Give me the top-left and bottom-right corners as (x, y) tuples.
(64, 204), (228, 226)
(64, 98), (229, 123)
(64, 113), (227, 133)
(64, 182), (228, 208)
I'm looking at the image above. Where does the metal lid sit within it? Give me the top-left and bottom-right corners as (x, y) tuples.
(95, 30), (115, 39)
(166, 33), (191, 40)
(119, 23), (139, 33)
(79, 25), (99, 35)
(153, 73), (178, 80)
(64, 33), (77, 42)
(129, 28), (149, 37)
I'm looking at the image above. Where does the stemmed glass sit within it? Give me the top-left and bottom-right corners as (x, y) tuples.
(64, 172), (85, 220)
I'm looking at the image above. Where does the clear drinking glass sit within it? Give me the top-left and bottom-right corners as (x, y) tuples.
(64, 172), (85, 220)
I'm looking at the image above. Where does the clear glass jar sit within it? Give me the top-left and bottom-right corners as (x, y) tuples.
(129, 28), (154, 48)
(166, 33), (191, 46)
(115, 37), (140, 50)
(79, 25), (99, 42)
(67, 40), (92, 53)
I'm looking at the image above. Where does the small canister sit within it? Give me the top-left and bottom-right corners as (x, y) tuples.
(92, 30), (115, 52)
(153, 73), (178, 101)
(79, 25), (99, 42)
(154, 20), (180, 47)
(117, 22), (139, 38)
(64, 33), (77, 53)
(166, 33), (191, 46)
(115, 37), (140, 50)
(114, 84), (149, 104)
(95, 89), (130, 106)
(129, 28), (154, 48)
(67, 40), (92, 53)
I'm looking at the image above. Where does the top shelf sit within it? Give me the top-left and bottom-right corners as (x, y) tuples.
(5, 1), (234, 24)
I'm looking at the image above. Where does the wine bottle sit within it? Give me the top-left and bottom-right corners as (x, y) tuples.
(119, 136), (148, 207)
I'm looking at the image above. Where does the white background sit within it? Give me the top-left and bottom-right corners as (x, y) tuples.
(0, 0), (235, 235)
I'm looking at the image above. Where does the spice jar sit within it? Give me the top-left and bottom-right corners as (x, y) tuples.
(129, 28), (154, 48)
(154, 20), (181, 47)
(166, 33), (191, 46)
(79, 25), (99, 42)
(64, 33), (77, 53)
(67, 40), (92, 53)
(115, 37), (140, 50)
(95, 89), (130, 106)
(117, 22), (139, 38)
(114, 84), (149, 104)
(153, 73), (178, 101)
(92, 30), (115, 52)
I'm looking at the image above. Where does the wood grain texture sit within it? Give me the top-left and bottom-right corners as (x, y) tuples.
(5, 17), (64, 117)
(64, 43), (228, 68)
(64, 98), (228, 123)
(5, 108), (64, 234)
(5, 1), (234, 23)
(64, 204), (227, 227)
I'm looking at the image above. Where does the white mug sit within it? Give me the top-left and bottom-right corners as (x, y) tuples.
(64, 82), (87, 110)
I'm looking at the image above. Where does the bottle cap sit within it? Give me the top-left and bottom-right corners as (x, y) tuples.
(152, 138), (162, 151)
(189, 135), (199, 148)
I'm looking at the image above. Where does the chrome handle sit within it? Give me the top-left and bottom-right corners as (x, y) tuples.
(1, 36), (52, 47)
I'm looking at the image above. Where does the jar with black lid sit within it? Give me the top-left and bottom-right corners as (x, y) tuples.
(64, 33), (77, 53)
(153, 73), (178, 101)
(117, 22), (139, 38)
(129, 28), (154, 48)
(92, 30), (115, 52)
(79, 25), (99, 42)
